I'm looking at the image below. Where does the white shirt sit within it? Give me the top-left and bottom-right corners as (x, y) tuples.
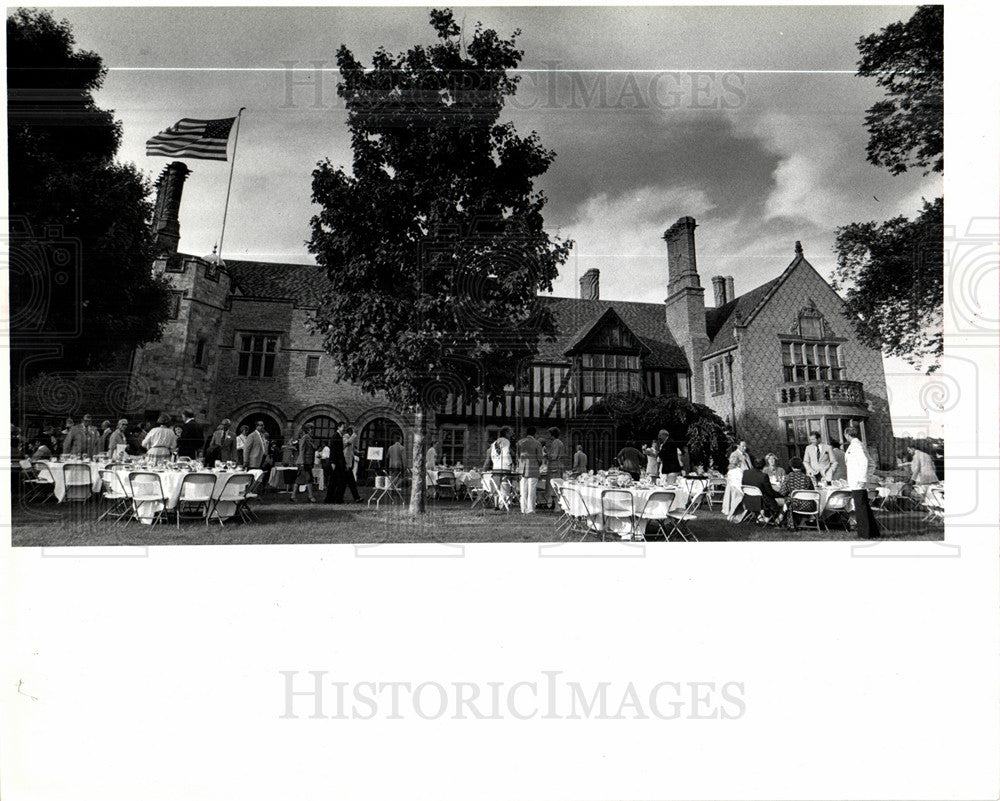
(320, 446), (331, 460)
(845, 438), (869, 489)
(490, 438), (513, 471)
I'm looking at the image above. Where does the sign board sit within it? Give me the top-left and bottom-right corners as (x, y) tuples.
(366, 447), (383, 461)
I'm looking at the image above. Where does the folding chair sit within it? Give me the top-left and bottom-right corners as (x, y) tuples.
(63, 463), (94, 503)
(635, 490), (676, 540)
(557, 484), (601, 541)
(467, 475), (489, 512)
(207, 473), (254, 526)
(739, 486), (781, 526)
(706, 478), (727, 511)
(600, 489), (638, 541)
(238, 472), (266, 522)
(664, 488), (703, 541)
(434, 469), (458, 501)
(550, 481), (574, 538)
(822, 490), (854, 531)
(127, 471), (167, 526)
(922, 486), (945, 522)
(788, 489), (822, 533)
(97, 469), (131, 523)
(368, 472), (404, 509)
(20, 459), (54, 503)
(175, 473), (217, 527)
(868, 487), (891, 524)
(482, 472), (513, 513)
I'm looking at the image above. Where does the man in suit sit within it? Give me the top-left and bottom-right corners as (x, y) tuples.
(657, 429), (682, 479)
(326, 421), (348, 503)
(62, 414), (101, 456)
(206, 419), (237, 464)
(98, 420), (113, 453)
(242, 421), (269, 470)
(906, 446), (940, 485)
(742, 456), (785, 520)
(516, 426), (545, 514)
(178, 410), (204, 459)
(803, 432), (832, 484)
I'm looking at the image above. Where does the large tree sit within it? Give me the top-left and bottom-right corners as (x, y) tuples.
(7, 9), (170, 385)
(308, 9), (572, 513)
(857, 4), (943, 176)
(834, 5), (943, 373)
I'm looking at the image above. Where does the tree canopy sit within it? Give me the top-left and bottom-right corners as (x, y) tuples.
(835, 6), (943, 374)
(585, 392), (735, 471)
(308, 8), (572, 512)
(833, 197), (943, 371)
(857, 4), (943, 176)
(8, 8), (171, 384)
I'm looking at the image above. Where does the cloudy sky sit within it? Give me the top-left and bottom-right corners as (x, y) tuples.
(50, 4), (943, 434)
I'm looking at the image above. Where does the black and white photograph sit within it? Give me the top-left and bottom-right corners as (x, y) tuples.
(2, 2), (997, 800)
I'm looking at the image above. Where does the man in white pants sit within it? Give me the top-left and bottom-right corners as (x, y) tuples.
(516, 426), (545, 514)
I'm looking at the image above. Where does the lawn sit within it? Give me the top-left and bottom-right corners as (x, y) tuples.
(9, 487), (945, 547)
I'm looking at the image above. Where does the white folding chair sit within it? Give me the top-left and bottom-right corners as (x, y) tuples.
(127, 471), (167, 526)
(239, 472), (266, 522)
(822, 490), (854, 531)
(558, 485), (600, 540)
(63, 463), (94, 503)
(467, 474), (488, 511)
(175, 473), (217, 526)
(788, 489), (822, 532)
(482, 472), (513, 513)
(600, 489), (639, 541)
(21, 460), (54, 503)
(549, 479), (572, 537)
(635, 490), (676, 540)
(665, 488), (703, 541)
(97, 469), (131, 523)
(706, 478), (727, 511)
(434, 469), (457, 501)
(922, 486), (945, 522)
(207, 473), (254, 526)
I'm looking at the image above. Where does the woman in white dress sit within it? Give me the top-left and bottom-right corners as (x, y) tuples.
(484, 426), (515, 505)
(721, 448), (746, 521)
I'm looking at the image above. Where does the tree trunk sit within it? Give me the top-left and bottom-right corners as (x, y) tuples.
(409, 404), (426, 515)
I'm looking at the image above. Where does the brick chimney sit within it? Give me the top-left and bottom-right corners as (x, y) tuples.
(725, 276), (735, 302)
(663, 216), (709, 403)
(151, 161), (190, 254)
(711, 275), (727, 307)
(579, 268), (600, 300)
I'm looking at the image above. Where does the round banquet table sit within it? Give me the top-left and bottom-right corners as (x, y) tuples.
(561, 481), (692, 539)
(37, 460), (103, 502)
(110, 468), (263, 523)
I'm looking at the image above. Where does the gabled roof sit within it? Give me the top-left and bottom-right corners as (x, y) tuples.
(563, 306), (651, 356)
(537, 297), (689, 369)
(703, 253), (804, 356)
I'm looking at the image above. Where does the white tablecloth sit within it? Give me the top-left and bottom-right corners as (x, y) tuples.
(37, 461), (103, 502)
(268, 465), (325, 491)
(427, 469), (479, 489)
(562, 481), (692, 538)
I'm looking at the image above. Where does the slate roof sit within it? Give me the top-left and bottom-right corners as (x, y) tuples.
(193, 254), (804, 371)
(223, 258), (328, 308)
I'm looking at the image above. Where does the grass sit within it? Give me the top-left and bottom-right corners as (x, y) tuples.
(9, 486), (945, 547)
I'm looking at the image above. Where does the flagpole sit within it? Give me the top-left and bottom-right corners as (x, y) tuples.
(216, 107), (246, 263)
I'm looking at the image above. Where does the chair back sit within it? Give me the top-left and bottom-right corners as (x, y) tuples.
(435, 469), (456, 488)
(600, 489), (636, 537)
(178, 473), (217, 502)
(741, 484), (763, 513)
(638, 490), (675, 519)
(129, 471), (166, 502)
(557, 484), (591, 520)
(63, 463), (93, 501)
(216, 473), (253, 502)
(99, 470), (128, 499)
(824, 490), (853, 512)
(789, 489), (821, 514)
(31, 462), (55, 483)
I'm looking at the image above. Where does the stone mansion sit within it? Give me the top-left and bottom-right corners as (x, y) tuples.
(127, 161), (894, 474)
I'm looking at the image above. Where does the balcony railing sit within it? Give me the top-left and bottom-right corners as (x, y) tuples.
(777, 380), (866, 406)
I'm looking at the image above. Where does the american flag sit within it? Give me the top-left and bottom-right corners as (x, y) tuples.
(146, 117), (236, 161)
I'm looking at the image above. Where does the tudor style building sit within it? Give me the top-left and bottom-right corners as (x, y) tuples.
(127, 161), (894, 474)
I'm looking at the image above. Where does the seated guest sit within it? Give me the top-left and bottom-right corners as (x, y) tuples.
(742, 457), (784, 520)
(615, 444), (643, 480)
(779, 457), (815, 530)
(31, 440), (53, 460)
(762, 453), (786, 483)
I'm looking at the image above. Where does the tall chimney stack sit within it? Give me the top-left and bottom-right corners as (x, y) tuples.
(151, 161), (190, 254)
(725, 276), (735, 302)
(579, 268), (600, 300)
(663, 216), (709, 404)
(711, 276), (727, 307)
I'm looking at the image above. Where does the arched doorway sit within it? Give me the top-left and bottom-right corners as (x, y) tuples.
(304, 415), (338, 447)
(359, 417), (404, 486)
(236, 413), (282, 447)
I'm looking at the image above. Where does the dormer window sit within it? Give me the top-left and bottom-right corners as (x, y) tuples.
(797, 307), (824, 339)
